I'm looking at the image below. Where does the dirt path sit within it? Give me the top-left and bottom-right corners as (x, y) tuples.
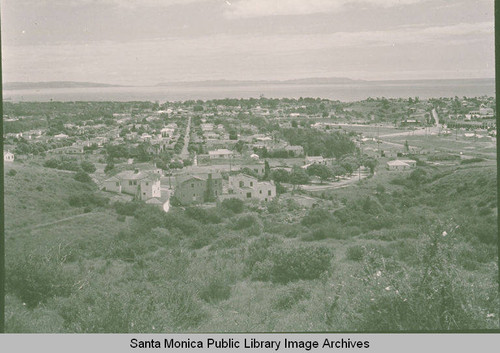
(15, 212), (97, 232)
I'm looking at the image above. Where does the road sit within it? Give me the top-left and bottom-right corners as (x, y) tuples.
(300, 167), (371, 191)
(179, 116), (191, 160)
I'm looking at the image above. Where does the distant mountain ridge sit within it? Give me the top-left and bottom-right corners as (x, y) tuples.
(3, 81), (125, 90)
(3, 77), (494, 91)
(156, 77), (364, 87)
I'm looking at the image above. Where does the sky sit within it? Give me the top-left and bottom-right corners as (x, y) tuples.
(0, 0), (495, 85)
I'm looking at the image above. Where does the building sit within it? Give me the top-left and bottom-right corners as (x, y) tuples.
(222, 174), (276, 202)
(386, 159), (417, 171)
(285, 145), (305, 156)
(305, 156), (333, 166)
(4, 151), (14, 162)
(103, 170), (161, 201)
(208, 149), (234, 159)
(174, 173), (223, 205)
(244, 163), (266, 176)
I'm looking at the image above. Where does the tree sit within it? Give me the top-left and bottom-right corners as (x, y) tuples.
(290, 166), (309, 188)
(234, 140), (245, 154)
(331, 164), (347, 181)
(104, 161), (115, 174)
(362, 157), (379, 175)
(307, 164), (332, 184)
(80, 161), (96, 173)
(74, 171), (93, 183)
(264, 160), (271, 180)
(271, 168), (290, 183)
(228, 130), (238, 140)
(169, 161), (183, 169)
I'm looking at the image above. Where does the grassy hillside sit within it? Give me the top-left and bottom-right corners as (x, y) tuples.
(4, 161), (499, 332)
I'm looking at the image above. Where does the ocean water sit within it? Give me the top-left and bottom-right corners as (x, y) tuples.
(2, 79), (495, 103)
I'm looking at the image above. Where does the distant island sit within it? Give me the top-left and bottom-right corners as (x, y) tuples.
(3, 81), (126, 90)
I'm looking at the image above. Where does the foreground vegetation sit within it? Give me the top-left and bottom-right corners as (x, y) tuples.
(4, 160), (498, 332)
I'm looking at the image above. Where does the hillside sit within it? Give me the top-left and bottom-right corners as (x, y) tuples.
(3, 161), (498, 332)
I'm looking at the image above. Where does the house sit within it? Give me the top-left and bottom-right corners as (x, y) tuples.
(53, 133), (69, 140)
(174, 173), (223, 205)
(160, 127), (175, 138)
(305, 156), (332, 166)
(209, 149), (234, 159)
(285, 145), (304, 156)
(222, 174), (276, 202)
(104, 170), (161, 201)
(244, 163), (266, 176)
(386, 159), (417, 171)
(4, 151), (14, 162)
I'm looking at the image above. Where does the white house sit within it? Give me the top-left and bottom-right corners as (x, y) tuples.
(4, 151), (14, 162)
(386, 159), (416, 171)
(209, 149), (234, 159)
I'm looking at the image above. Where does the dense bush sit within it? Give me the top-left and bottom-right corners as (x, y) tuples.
(6, 254), (73, 308)
(74, 171), (93, 183)
(301, 207), (333, 226)
(356, 234), (495, 330)
(69, 193), (109, 208)
(113, 201), (140, 216)
(199, 278), (231, 304)
(269, 245), (332, 283)
(231, 213), (259, 230)
(346, 245), (365, 261)
(460, 157), (484, 165)
(7, 169), (17, 176)
(272, 284), (310, 310)
(44, 158), (80, 172)
(80, 161), (97, 173)
(185, 207), (222, 224)
(221, 198), (244, 214)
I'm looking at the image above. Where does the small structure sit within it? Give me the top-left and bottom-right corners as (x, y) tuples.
(4, 151), (14, 162)
(386, 159), (417, 171)
(208, 149), (234, 159)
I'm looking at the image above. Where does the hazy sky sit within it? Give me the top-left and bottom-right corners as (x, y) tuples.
(1, 0), (494, 85)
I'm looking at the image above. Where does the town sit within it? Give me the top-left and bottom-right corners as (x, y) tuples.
(3, 96), (496, 211)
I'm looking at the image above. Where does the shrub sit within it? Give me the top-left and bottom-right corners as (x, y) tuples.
(460, 158), (484, 165)
(113, 201), (140, 216)
(221, 198), (244, 214)
(6, 254), (73, 308)
(7, 169), (17, 176)
(272, 284), (310, 310)
(80, 161), (97, 173)
(232, 214), (256, 230)
(74, 171), (93, 183)
(269, 245), (332, 283)
(185, 207), (222, 224)
(346, 245), (365, 261)
(199, 279), (231, 303)
(301, 207), (332, 226)
(36, 185), (43, 191)
(69, 193), (109, 208)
